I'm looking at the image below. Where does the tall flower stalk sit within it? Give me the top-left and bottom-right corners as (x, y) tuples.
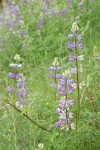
(7, 54), (27, 109)
(68, 22), (83, 120)
(7, 54), (23, 150)
(55, 70), (75, 131)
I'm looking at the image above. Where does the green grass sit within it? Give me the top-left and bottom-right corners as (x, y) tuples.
(0, 0), (100, 149)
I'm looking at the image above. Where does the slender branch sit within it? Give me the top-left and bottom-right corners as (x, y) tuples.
(8, 102), (52, 133)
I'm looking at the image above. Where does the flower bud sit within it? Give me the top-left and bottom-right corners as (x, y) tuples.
(14, 54), (20, 61)
(71, 22), (79, 33)
(52, 57), (59, 66)
(38, 143), (44, 149)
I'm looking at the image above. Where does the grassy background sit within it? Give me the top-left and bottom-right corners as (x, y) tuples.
(0, 0), (100, 149)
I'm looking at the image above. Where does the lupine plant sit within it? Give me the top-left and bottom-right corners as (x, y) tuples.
(7, 54), (27, 109)
(6, 54), (51, 133)
(50, 22), (84, 131)
(0, 0), (99, 149)
(55, 70), (75, 130)
(68, 22), (83, 119)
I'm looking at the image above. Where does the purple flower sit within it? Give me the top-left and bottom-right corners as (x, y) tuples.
(55, 120), (62, 128)
(58, 78), (65, 86)
(56, 74), (61, 79)
(69, 112), (74, 118)
(57, 67), (61, 70)
(59, 112), (66, 120)
(68, 34), (73, 39)
(50, 66), (60, 71)
(37, 25), (44, 29)
(17, 89), (27, 97)
(6, 20), (12, 27)
(67, 79), (74, 85)
(7, 86), (12, 92)
(17, 81), (26, 88)
(69, 99), (74, 106)
(18, 97), (27, 103)
(37, 18), (44, 29)
(58, 87), (66, 96)
(69, 55), (76, 62)
(77, 42), (83, 50)
(60, 9), (67, 17)
(20, 30), (27, 38)
(78, 2), (84, 11)
(8, 72), (14, 79)
(50, 66), (54, 71)
(68, 85), (74, 94)
(50, 83), (56, 88)
(70, 68), (77, 75)
(68, 42), (75, 50)
(59, 99), (66, 109)
(16, 74), (22, 80)
(49, 74), (54, 78)
(77, 34), (82, 41)
(56, 108), (61, 114)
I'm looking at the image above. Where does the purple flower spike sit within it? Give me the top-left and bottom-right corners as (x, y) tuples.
(8, 72), (14, 79)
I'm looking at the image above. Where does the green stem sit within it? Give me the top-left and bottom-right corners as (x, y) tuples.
(65, 77), (68, 126)
(13, 68), (17, 149)
(75, 37), (80, 120)
(54, 69), (57, 100)
(13, 110), (17, 150)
